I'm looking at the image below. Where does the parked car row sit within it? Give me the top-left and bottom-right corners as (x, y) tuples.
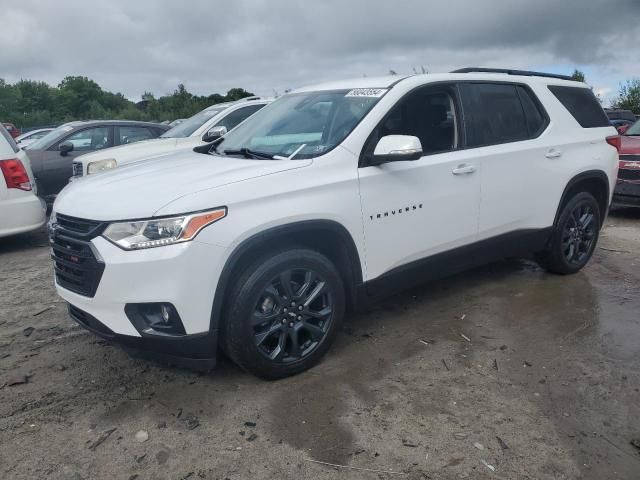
(71, 96), (271, 178)
(48, 69), (621, 378)
(24, 120), (170, 198)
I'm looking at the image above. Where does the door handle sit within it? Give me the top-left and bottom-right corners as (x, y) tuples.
(452, 164), (476, 175)
(545, 148), (562, 159)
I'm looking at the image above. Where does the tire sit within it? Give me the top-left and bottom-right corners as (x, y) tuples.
(221, 248), (345, 379)
(536, 191), (601, 275)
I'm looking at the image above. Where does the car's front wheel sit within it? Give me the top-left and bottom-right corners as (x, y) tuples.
(536, 191), (601, 275)
(221, 248), (345, 379)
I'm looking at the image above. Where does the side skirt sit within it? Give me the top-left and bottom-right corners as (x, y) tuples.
(359, 228), (553, 302)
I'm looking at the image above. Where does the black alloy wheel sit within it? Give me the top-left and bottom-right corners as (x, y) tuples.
(561, 201), (597, 265)
(252, 269), (333, 363)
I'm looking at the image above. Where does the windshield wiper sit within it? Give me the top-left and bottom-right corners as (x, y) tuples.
(223, 148), (275, 159)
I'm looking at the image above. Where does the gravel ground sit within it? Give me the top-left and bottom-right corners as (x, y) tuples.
(1, 209), (639, 480)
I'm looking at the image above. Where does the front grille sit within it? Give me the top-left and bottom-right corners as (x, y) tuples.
(620, 154), (640, 162)
(50, 214), (106, 297)
(72, 162), (83, 177)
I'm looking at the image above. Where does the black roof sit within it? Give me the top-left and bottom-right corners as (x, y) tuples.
(451, 67), (574, 81)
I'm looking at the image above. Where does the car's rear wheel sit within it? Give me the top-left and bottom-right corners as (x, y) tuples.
(536, 191), (601, 274)
(221, 248), (345, 379)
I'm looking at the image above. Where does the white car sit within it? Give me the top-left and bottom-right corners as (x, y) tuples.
(71, 97), (272, 177)
(51, 69), (618, 378)
(0, 125), (46, 238)
(16, 128), (54, 149)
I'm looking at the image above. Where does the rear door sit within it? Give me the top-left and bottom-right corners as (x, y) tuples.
(458, 82), (551, 238)
(42, 125), (114, 195)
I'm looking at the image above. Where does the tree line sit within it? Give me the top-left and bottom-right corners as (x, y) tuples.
(0, 76), (255, 129)
(1, 72), (639, 130)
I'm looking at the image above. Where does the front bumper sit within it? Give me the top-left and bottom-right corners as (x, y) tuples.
(612, 181), (640, 207)
(52, 222), (229, 369)
(68, 303), (217, 370)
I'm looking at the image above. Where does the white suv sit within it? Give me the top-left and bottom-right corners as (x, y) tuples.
(71, 97), (272, 177)
(50, 69), (618, 378)
(0, 125), (46, 238)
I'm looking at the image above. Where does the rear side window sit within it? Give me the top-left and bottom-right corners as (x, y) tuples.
(459, 83), (547, 147)
(548, 86), (610, 128)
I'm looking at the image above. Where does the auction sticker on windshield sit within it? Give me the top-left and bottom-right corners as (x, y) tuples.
(345, 88), (387, 97)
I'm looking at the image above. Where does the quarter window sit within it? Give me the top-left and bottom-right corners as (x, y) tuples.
(548, 85), (610, 128)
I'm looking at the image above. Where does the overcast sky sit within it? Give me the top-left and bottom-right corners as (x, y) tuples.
(1, 0), (639, 105)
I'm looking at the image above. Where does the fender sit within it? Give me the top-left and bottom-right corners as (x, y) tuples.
(208, 219), (363, 332)
(553, 169), (610, 227)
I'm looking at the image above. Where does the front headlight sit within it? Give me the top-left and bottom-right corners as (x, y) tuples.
(102, 208), (227, 250)
(87, 158), (117, 175)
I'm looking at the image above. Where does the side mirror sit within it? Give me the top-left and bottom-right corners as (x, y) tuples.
(370, 135), (422, 166)
(202, 126), (227, 143)
(59, 141), (74, 156)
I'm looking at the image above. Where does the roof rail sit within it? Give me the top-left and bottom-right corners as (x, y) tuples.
(451, 67), (573, 81)
(238, 96), (261, 102)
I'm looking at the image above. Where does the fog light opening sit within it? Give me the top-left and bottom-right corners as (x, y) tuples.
(125, 303), (186, 337)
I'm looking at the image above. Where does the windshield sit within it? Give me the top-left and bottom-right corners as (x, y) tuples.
(26, 123), (75, 150)
(161, 107), (225, 138)
(215, 89), (385, 159)
(624, 120), (640, 135)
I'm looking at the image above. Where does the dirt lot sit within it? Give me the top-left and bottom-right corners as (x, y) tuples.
(1, 210), (639, 480)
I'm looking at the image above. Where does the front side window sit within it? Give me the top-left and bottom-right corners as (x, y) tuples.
(119, 126), (154, 144)
(213, 104), (265, 132)
(161, 107), (226, 138)
(63, 127), (109, 151)
(372, 88), (459, 156)
(215, 90), (383, 159)
(27, 123), (75, 150)
(459, 83), (531, 147)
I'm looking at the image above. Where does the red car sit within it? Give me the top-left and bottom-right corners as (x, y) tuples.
(2, 122), (20, 139)
(612, 121), (640, 207)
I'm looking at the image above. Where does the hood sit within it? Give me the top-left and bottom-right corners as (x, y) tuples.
(77, 137), (181, 164)
(54, 150), (311, 220)
(619, 135), (640, 155)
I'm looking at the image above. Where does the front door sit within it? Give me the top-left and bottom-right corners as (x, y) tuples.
(357, 85), (481, 282)
(44, 126), (113, 195)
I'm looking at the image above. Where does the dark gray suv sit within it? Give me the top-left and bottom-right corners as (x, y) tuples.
(25, 120), (169, 197)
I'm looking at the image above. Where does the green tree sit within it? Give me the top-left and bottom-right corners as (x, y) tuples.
(0, 76), (255, 128)
(613, 79), (640, 113)
(570, 69), (586, 83)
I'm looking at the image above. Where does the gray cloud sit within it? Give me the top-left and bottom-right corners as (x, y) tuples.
(1, 0), (638, 101)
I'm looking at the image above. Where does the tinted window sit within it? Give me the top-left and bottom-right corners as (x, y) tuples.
(214, 104), (265, 132)
(119, 126), (154, 144)
(516, 86), (547, 136)
(0, 125), (19, 153)
(459, 83), (530, 147)
(548, 86), (610, 128)
(376, 89), (458, 154)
